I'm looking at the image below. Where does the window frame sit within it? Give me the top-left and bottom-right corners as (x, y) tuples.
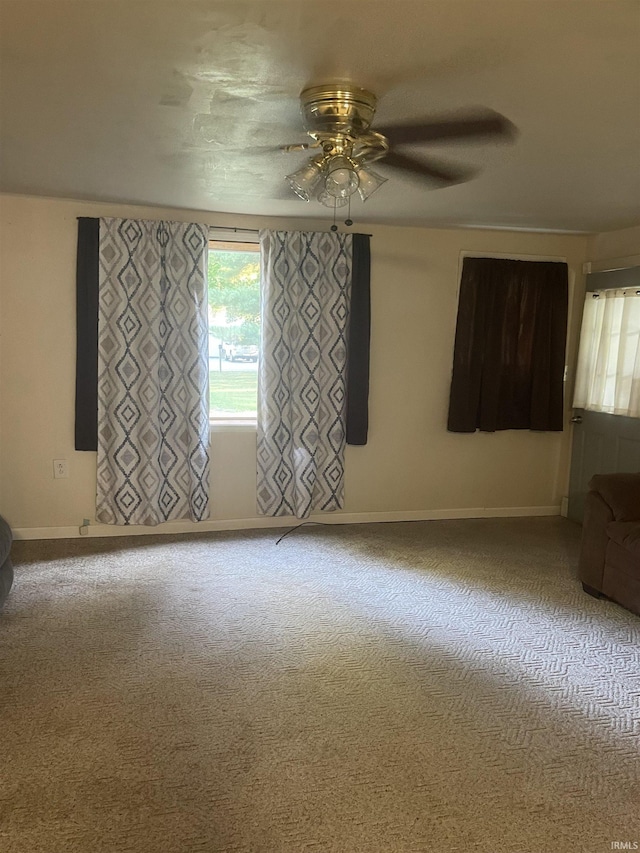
(207, 236), (261, 428)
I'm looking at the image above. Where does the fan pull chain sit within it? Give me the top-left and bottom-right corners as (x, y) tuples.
(345, 195), (353, 227)
(329, 196), (355, 232)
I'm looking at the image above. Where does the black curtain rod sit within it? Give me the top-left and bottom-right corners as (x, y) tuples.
(209, 226), (373, 236)
(209, 226), (259, 233)
(74, 220), (371, 236)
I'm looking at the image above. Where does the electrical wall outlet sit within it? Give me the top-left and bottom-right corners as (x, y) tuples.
(53, 459), (69, 479)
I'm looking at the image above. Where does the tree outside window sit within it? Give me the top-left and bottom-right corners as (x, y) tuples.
(208, 241), (260, 420)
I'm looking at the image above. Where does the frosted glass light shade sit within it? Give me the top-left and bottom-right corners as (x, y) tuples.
(286, 158), (324, 201)
(356, 167), (387, 201)
(318, 191), (349, 208)
(324, 155), (359, 199)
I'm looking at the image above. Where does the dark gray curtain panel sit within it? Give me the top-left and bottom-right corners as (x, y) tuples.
(75, 217), (100, 451)
(448, 257), (568, 432)
(346, 233), (371, 446)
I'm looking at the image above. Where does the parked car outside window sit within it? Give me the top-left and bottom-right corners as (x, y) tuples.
(220, 342), (258, 362)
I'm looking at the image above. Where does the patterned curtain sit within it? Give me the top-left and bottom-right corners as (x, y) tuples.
(96, 218), (210, 525)
(257, 230), (352, 518)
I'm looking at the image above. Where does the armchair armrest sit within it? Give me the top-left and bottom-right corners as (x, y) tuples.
(578, 489), (614, 591)
(589, 473), (640, 522)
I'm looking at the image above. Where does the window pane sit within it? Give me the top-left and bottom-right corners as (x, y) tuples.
(208, 241), (260, 419)
(573, 289), (640, 417)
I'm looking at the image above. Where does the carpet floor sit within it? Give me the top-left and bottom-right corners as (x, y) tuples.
(1, 518), (639, 853)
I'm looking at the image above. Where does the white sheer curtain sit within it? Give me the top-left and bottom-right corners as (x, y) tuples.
(573, 288), (640, 417)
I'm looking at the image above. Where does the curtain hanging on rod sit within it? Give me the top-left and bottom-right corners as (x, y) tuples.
(447, 257), (568, 432)
(95, 217), (211, 525)
(573, 288), (640, 418)
(257, 229), (353, 518)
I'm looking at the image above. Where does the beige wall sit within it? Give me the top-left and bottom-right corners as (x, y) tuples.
(587, 224), (640, 269)
(0, 193), (588, 536)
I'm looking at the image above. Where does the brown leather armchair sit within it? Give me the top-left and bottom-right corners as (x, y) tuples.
(579, 473), (640, 616)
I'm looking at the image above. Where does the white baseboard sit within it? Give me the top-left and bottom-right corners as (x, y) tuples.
(12, 505), (560, 541)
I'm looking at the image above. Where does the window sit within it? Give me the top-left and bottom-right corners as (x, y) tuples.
(208, 240), (260, 422)
(573, 288), (640, 418)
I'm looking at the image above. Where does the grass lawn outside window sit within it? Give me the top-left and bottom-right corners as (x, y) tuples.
(209, 368), (257, 420)
(208, 238), (260, 423)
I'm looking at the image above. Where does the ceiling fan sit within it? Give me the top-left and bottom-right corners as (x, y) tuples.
(280, 83), (516, 208)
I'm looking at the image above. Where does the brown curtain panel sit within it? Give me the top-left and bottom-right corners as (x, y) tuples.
(447, 257), (568, 433)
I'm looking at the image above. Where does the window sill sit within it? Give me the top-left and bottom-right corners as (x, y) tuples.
(209, 419), (257, 433)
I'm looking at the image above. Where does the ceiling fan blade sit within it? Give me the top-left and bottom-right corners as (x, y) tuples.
(279, 142), (311, 153)
(379, 151), (476, 185)
(376, 111), (516, 146)
(238, 143), (311, 156)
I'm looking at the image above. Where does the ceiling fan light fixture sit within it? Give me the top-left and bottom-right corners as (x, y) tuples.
(285, 157), (324, 201)
(324, 155), (360, 199)
(355, 166), (387, 201)
(281, 83), (515, 209)
(317, 190), (349, 209)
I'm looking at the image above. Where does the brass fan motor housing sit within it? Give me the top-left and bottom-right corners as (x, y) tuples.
(300, 84), (378, 138)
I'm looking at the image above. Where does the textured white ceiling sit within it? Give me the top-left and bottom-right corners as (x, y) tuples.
(1, 0), (639, 232)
